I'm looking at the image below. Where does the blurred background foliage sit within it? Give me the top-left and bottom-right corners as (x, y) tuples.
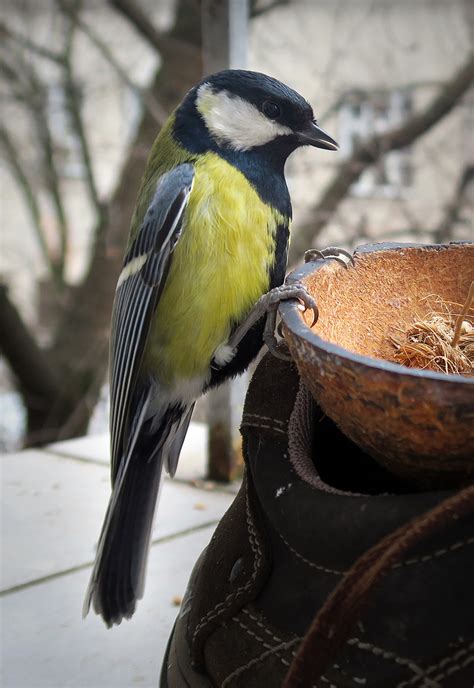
(0, 0), (472, 452)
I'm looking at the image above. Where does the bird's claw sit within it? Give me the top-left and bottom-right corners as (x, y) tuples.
(264, 335), (293, 361)
(222, 282), (318, 365)
(268, 282), (319, 327)
(263, 309), (292, 361)
(305, 246), (354, 268)
(263, 281), (319, 361)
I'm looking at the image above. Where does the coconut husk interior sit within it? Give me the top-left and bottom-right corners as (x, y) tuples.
(302, 244), (474, 372)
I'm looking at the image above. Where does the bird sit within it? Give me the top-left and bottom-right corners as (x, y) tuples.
(83, 69), (338, 626)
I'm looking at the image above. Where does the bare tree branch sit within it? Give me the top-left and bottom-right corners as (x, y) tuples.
(0, 52), (35, 101)
(24, 66), (69, 278)
(59, 3), (167, 125)
(0, 124), (61, 282)
(289, 55), (474, 263)
(108, 0), (165, 52)
(0, 50), (70, 280)
(0, 284), (60, 408)
(317, 81), (443, 126)
(108, 0), (204, 62)
(433, 164), (474, 243)
(58, 1), (108, 243)
(0, 21), (63, 64)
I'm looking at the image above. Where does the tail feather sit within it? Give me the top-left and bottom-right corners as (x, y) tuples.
(83, 400), (192, 626)
(83, 441), (164, 625)
(165, 403), (195, 477)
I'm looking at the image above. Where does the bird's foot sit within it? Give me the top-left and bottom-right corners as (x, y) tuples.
(263, 308), (291, 360)
(258, 251), (354, 362)
(260, 283), (319, 325)
(304, 246), (354, 268)
(261, 283), (319, 361)
(217, 283), (318, 365)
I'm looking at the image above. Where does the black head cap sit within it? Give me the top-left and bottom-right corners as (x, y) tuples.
(203, 69), (314, 132)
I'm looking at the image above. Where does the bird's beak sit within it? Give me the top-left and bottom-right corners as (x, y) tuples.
(297, 121), (339, 151)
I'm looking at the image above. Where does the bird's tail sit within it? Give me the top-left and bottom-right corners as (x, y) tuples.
(83, 401), (194, 626)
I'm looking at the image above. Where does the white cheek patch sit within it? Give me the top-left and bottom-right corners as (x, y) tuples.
(196, 83), (292, 151)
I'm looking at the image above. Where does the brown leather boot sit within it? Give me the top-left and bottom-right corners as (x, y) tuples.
(160, 353), (474, 687)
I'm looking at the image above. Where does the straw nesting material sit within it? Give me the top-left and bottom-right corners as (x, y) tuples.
(390, 284), (474, 376)
(391, 314), (473, 376)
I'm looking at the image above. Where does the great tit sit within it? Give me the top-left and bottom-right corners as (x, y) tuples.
(84, 70), (338, 626)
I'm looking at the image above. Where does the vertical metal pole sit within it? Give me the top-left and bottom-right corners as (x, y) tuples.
(201, 0), (249, 481)
(202, 0), (248, 74)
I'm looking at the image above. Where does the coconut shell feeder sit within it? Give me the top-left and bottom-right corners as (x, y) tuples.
(279, 242), (474, 487)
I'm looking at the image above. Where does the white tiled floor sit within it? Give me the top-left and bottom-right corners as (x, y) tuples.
(47, 423), (209, 483)
(1, 425), (236, 688)
(1, 527), (215, 688)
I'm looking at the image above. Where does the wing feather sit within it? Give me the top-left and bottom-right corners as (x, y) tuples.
(110, 272), (140, 456)
(110, 282), (153, 468)
(109, 164), (194, 483)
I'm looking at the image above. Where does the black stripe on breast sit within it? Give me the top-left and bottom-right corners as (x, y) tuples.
(269, 222), (290, 289)
(207, 221), (290, 389)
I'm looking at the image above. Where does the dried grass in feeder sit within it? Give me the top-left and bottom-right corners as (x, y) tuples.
(391, 283), (474, 376)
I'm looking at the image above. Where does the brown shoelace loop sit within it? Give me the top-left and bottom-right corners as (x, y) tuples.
(283, 484), (474, 688)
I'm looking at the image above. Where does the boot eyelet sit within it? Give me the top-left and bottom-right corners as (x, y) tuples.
(229, 557), (244, 583)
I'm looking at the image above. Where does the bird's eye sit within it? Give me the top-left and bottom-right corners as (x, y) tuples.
(262, 101), (281, 119)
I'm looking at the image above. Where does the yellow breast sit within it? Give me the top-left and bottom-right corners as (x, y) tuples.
(145, 152), (286, 386)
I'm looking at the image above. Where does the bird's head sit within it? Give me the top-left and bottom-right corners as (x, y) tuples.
(175, 70), (338, 162)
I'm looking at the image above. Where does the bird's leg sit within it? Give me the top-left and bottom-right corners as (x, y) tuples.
(304, 246), (354, 267)
(211, 250), (354, 368)
(263, 308), (292, 361)
(261, 249), (354, 360)
(212, 283), (318, 367)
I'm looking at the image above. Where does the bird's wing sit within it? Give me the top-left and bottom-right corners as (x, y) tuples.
(109, 163), (194, 484)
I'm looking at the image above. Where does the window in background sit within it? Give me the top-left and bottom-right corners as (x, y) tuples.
(338, 88), (414, 198)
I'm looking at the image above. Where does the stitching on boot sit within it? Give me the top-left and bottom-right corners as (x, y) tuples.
(279, 531), (474, 575)
(233, 613), (363, 687)
(192, 483), (262, 642)
(278, 531), (344, 575)
(220, 635), (301, 688)
(242, 608), (287, 644)
(347, 637), (425, 679)
(319, 678), (338, 688)
(430, 653), (474, 686)
(244, 412), (287, 428)
(225, 617), (364, 688)
(393, 536), (474, 568)
(332, 663), (369, 685)
(241, 419), (288, 435)
(231, 617), (293, 662)
(311, 662), (366, 687)
(396, 641), (474, 688)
